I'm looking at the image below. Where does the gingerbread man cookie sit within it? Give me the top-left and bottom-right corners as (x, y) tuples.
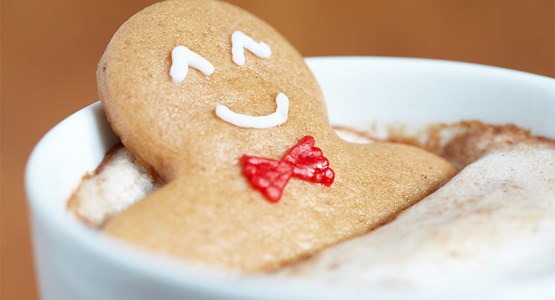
(98, 0), (456, 272)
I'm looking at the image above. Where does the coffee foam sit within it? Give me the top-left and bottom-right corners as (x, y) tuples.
(267, 142), (555, 296)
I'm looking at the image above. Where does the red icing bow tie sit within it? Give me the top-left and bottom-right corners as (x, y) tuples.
(242, 136), (335, 203)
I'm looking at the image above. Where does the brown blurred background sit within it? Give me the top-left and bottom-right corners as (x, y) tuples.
(2, 0), (554, 299)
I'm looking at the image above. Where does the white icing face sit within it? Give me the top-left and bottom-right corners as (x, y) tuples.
(169, 31), (289, 129)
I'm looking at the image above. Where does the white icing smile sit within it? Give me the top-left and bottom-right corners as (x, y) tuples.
(170, 46), (214, 84)
(215, 93), (289, 129)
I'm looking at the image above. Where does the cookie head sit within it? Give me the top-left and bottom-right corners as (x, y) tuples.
(98, 0), (330, 180)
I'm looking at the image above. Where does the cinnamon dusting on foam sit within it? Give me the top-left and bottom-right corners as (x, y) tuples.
(334, 120), (555, 169)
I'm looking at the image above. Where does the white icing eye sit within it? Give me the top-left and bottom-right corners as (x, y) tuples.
(170, 46), (215, 84)
(215, 93), (289, 129)
(231, 31), (272, 66)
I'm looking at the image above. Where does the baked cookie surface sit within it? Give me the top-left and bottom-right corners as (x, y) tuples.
(98, 0), (456, 272)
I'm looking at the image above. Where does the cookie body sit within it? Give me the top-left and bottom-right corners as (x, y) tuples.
(99, 0), (456, 272)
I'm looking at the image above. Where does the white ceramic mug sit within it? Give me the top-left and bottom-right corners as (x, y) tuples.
(26, 57), (555, 300)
